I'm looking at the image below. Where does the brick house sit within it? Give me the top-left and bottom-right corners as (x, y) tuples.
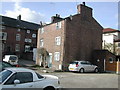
(36, 3), (103, 70)
(0, 15), (40, 60)
(103, 28), (120, 55)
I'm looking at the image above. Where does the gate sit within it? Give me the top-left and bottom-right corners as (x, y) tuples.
(105, 60), (120, 73)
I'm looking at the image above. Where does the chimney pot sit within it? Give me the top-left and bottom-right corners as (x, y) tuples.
(17, 15), (21, 20)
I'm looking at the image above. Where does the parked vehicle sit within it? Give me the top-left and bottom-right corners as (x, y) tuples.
(1, 68), (60, 90)
(0, 61), (20, 71)
(68, 61), (99, 73)
(3, 55), (18, 65)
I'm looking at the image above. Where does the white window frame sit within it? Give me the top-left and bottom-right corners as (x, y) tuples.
(55, 36), (61, 45)
(32, 34), (36, 38)
(40, 28), (44, 34)
(25, 45), (31, 52)
(27, 30), (30, 33)
(16, 34), (21, 41)
(40, 39), (44, 47)
(25, 38), (32, 43)
(15, 44), (20, 52)
(56, 22), (61, 30)
(17, 29), (21, 32)
(54, 52), (60, 61)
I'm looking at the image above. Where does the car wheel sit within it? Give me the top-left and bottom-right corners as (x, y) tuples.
(44, 86), (55, 90)
(79, 68), (84, 73)
(94, 68), (99, 73)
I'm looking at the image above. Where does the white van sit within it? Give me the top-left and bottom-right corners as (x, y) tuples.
(3, 55), (18, 65)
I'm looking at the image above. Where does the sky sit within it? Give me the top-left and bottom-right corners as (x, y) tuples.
(1, 0), (119, 30)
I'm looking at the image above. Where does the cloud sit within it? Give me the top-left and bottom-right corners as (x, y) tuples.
(4, 2), (45, 24)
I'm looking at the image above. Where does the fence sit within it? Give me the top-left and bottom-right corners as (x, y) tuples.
(105, 60), (120, 74)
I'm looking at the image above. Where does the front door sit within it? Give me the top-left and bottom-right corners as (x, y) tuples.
(48, 53), (52, 68)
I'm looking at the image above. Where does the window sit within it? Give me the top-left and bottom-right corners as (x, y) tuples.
(17, 29), (21, 32)
(54, 52), (60, 61)
(5, 72), (33, 85)
(55, 36), (61, 45)
(40, 28), (44, 34)
(25, 45), (30, 52)
(0, 32), (7, 40)
(27, 30), (30, 33)
(32, 34), (36, 38)
(25, 38), (32, 43)
(16, 34), (21, 41)
(56, 22), (61, 30)
(2, 26), (6, 30)
(40, 39), (44, 47)
(15, 44), (20, 51)
(109, 57), (113, 63)
(35, 72), (44, 79)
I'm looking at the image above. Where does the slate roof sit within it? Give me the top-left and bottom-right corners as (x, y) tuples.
(1, 15), (40, 30)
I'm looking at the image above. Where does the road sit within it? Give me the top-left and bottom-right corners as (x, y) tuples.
(37, 72), (119, 88)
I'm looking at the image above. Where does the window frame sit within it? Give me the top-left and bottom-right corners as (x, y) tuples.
(56, 22), (61, 30)
(27, 30), (30, 34)
(16, 34), (21, 41)
(40, 39), (44, 47)
(15, 44), (20, 52)
(5, 72), (33, 85)
(54, 52), (60, 61)
(55, 36), (61, 45)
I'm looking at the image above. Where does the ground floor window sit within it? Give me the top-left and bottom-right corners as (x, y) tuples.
(25, 45), (30, 52)
(15, 44), (20, 52)
(54, 52), (60, 61)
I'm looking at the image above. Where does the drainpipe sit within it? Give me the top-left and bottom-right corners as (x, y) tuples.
(104, 59), (106, 72)
(116, 59), (119, 74)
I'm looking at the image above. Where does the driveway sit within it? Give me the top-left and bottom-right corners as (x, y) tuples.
(37, 72), (119, 88)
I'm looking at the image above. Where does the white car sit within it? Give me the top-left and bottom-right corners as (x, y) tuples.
(0, 68), (60, 90)
(68, 61), (99, 73)
(3, 55), (18, 65)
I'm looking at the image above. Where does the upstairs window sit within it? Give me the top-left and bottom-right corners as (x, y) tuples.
(39, 28), (44, 34)
(16, 34), (21, 41)
(40, 39), (44, 47)
(55, 36), (61, 45)
(17, 29), (21, 32)
(32, 34), (36, 38)
(25, 38), (32, 43)
(27, 30), (30, 34)
(56, 22), (61, 30)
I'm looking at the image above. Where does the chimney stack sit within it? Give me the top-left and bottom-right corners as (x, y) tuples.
(17, 15), (21, 20)
(77, 2), (93, 17)
(51, 14), (63, 23)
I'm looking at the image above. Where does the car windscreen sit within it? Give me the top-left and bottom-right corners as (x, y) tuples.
(0, 70), (12, 83)
(70, 62), (78, 65)
(9, 56), (17, 60)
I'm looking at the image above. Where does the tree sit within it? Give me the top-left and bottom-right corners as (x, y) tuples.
(37, 48), (49, 68)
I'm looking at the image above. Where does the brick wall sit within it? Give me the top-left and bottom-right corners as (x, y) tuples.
(63, 14), (103, 70)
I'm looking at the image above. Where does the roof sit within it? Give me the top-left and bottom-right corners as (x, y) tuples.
(103, 28), (120, 33)
(1, 15), (40, 30)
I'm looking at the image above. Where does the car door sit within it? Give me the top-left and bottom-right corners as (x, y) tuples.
(3, 72), (34, 88)
(86, 61), (94, 72)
